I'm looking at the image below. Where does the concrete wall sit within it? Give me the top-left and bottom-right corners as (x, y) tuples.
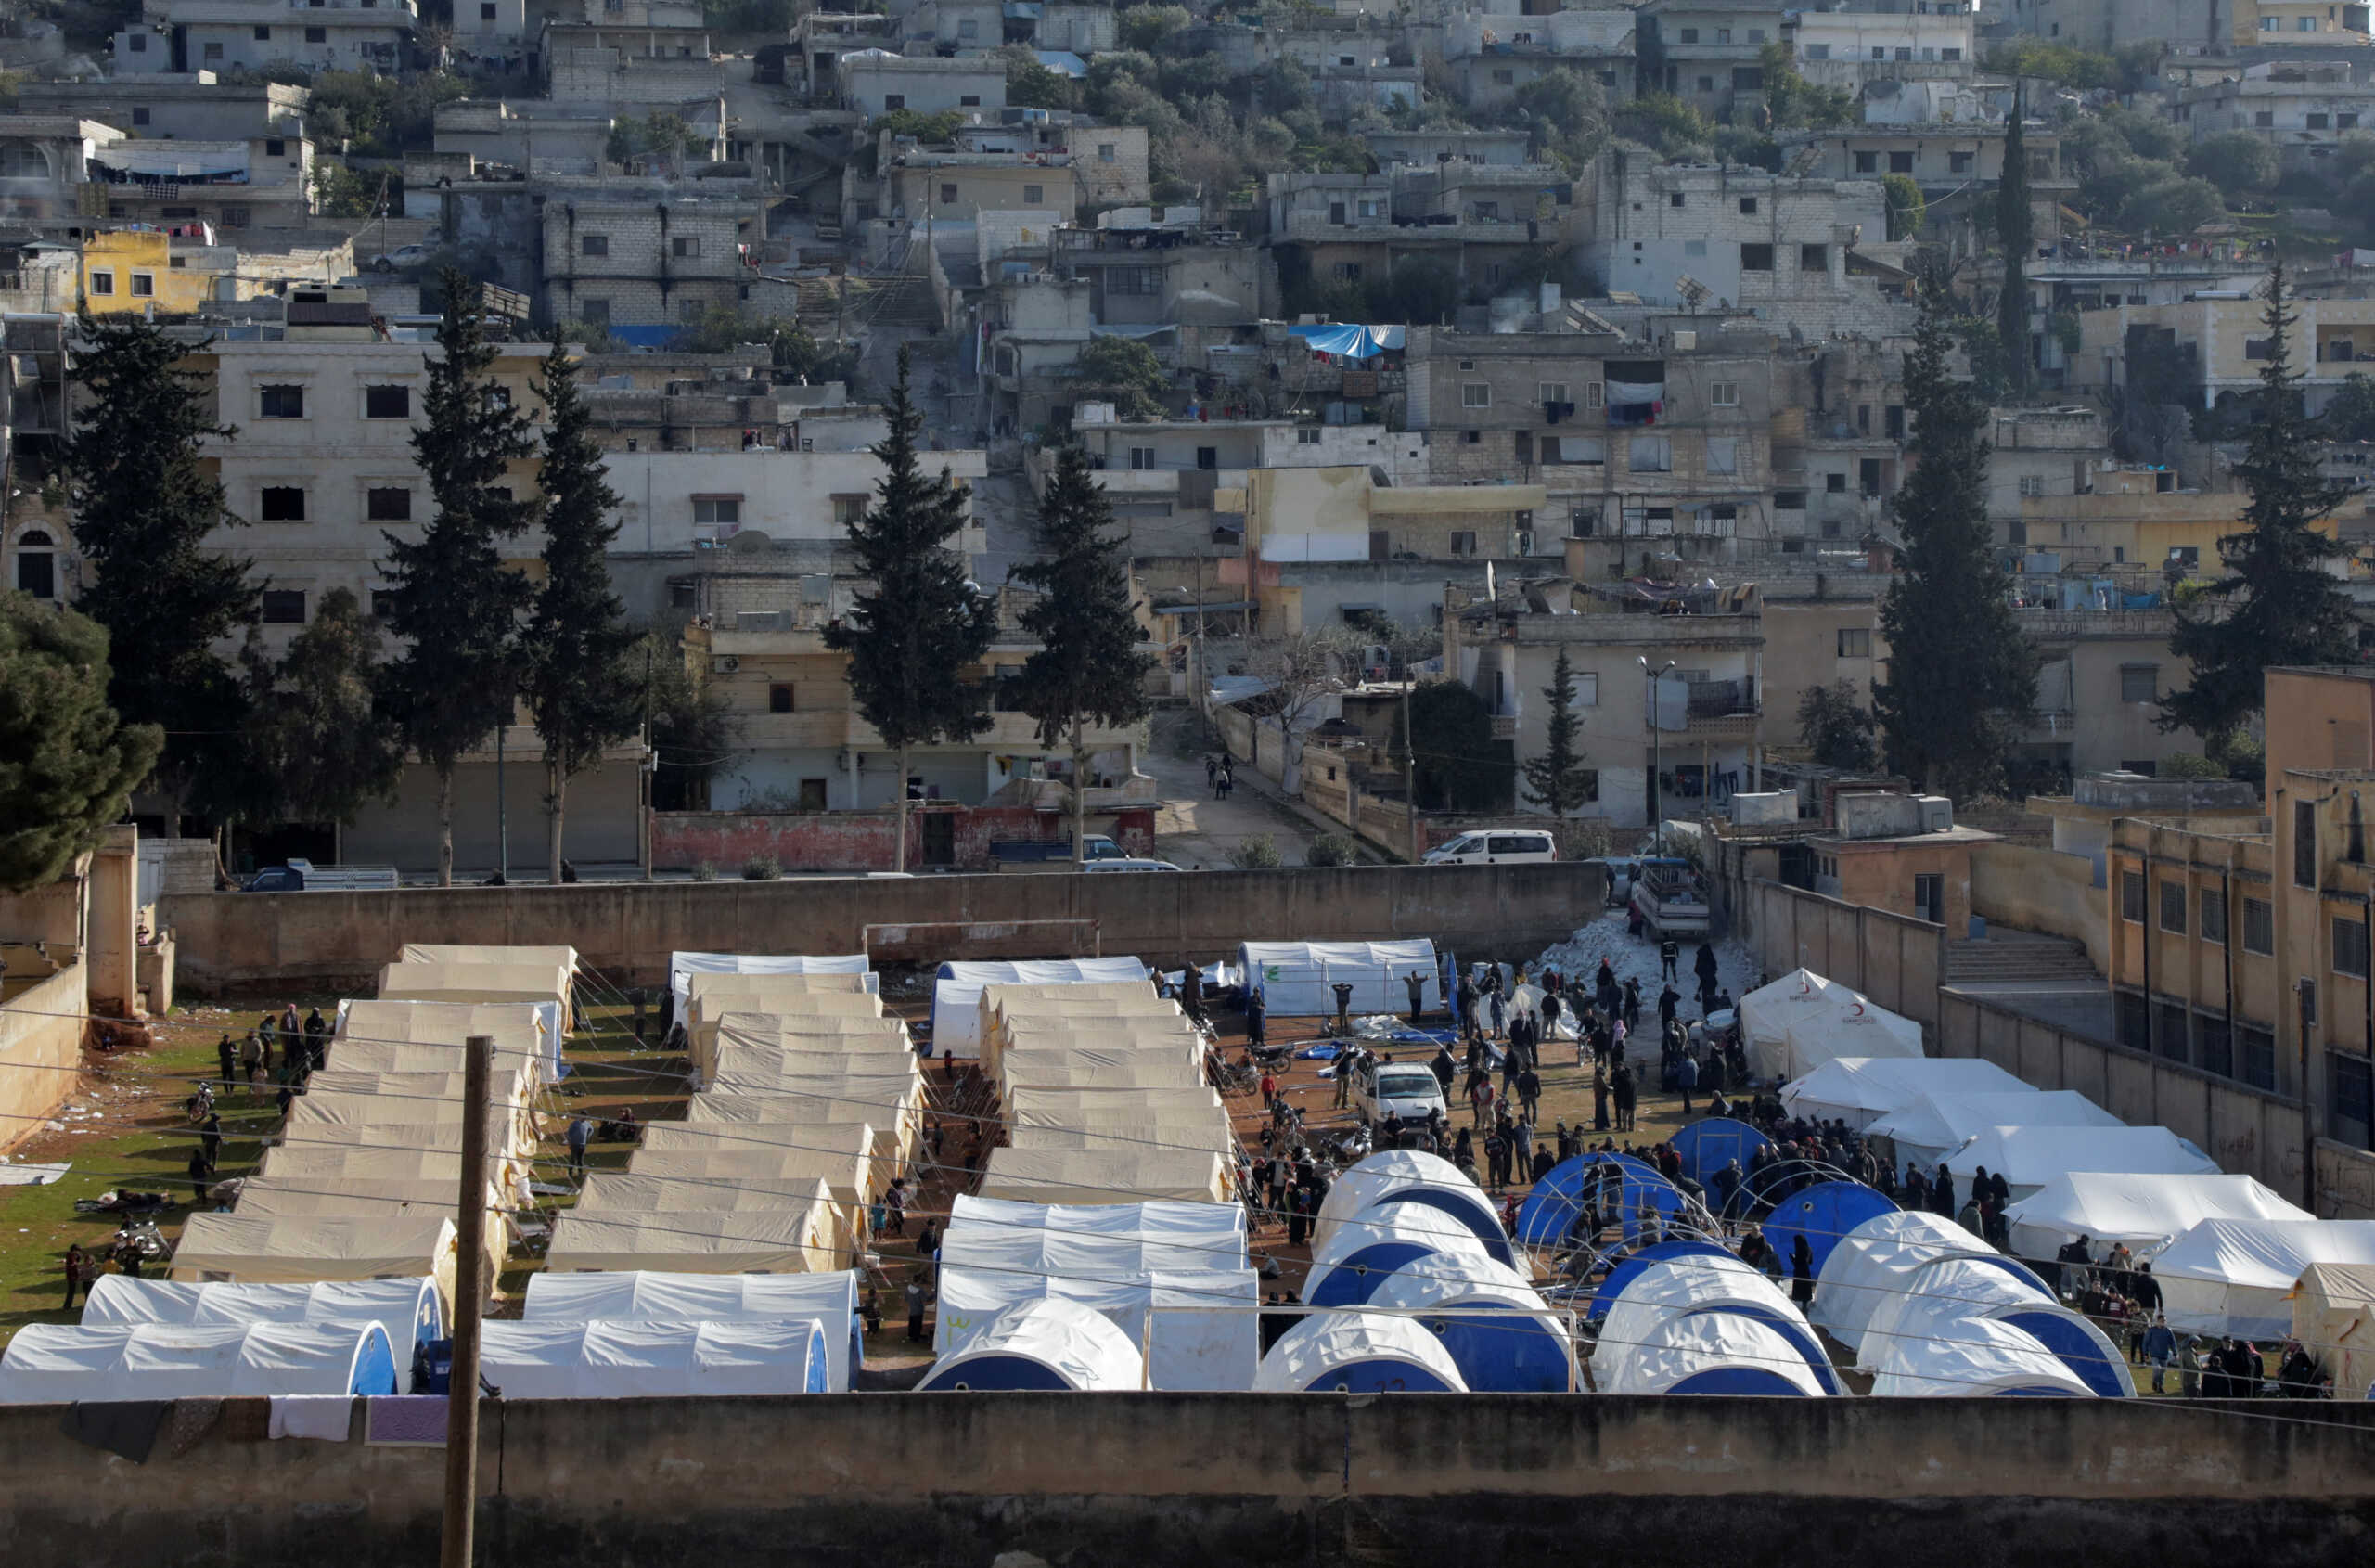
(650, 806), (1157, 873)
(5, 1394), (2375, 1567)
(0, 964), (83, 1157)
(1743, 877), (1943, 1031)
(1971, 842), (2111, 973)
(160, 862), (1608, 991)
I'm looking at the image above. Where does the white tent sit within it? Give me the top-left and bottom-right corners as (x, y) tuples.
(377, 959), (574, 1023)
(933, 958), (1152, 1057)
(1858, 1254), (2131, 1395)
(918, 1299), (1146, 1391)
(1302, 1201), (1496, 1308)
(232, 1176), (507, 1285)
(2291, 1263), (2375, 1401)
(80, 1275), (443, 1355)
(2153, 1219), (2375, 1340)
(172, 1214), (461, 1315)
(1781, 1056), (2035, 1130)
(0, 1320), (399, 1404)
(1866, 1090), (2124, 1172)
(933, 1264), (1258, 1391)
(1237, 940), (1437, 1017)
(1310, 1150), (1500, 1257)
(997, 1048), (1207, 1091)
(335, 998), (565, 1084)
(1778, 998), (1923, 1083)
(400, 944), (579, 970)
(2003, 1172), (2313, 1261)
(980, 1146), (1232, 1205)
(1738, 969), (1847, 1077)
(671, 951), (877, 1012)
(480, 1318), (828, 1398)
(521, 1270), (862, 1392)
(545, 1186), (839, 1275)
(630, 1130), (884, 1207)
(1945, 1125), (2218, 1201)
(980, 982), (1170, 1067)
(1810, 1209), (2022, 1353)
(943, 1195), (1246, 1275)
(689, 991), (886, 1083)
(585, 1160), (869, 1270)
(1365, 1256), (1573, 1393)
(1868, 1316), (2097, 1397)
(1598, 1311), (1830, 1396)
(1254, 1312), (1468, 1393)
(1596, 1253), (1839, 1394)
(302, 1067), (542, 1136)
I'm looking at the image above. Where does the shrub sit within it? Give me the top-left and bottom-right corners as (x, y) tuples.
(1305, 833), (1359, 867)
(740, 853), (781, 880)
(1227, 834), (1284, 869)
(691, 860), (719, 882)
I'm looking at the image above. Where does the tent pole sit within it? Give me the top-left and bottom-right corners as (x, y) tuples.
(442, 1036), (493, 1568)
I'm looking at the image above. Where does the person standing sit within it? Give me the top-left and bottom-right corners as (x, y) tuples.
(1405, 970), (1427, 1024)
(1330, 981), (1354, 1037)
(1244, 991), (1266, 1051)
(1932, 1164), (1956, 1220)
(1518, 1064), (1541, 1123)
(1182, 963), (1207, 1028)
(567, 1114), (593, 1179)
(2143, 1316), (2177, 1394)
(1660, 937), (1679, 982)
(61, 1244), (89, 1311)
(1675, 1049), (1699, 1116)
(1333, 1047), (1355, 1109)
(905, 1270), (930, 1343)
(1789, 1234), (1816, 1307)
(1593, 1072), (1611, 1133)
(215, 1034), (237, 1090)
(199, 1112), (223, 1170)
(1258, 1068), (1277, 1111)
(186, 1144), (214, 1207)
(239, 1031), (262, 1090)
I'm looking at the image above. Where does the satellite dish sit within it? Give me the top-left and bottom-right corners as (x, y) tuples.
(1675, 274), (1712, 312)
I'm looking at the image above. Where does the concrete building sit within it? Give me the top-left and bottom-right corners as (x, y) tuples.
(2026, 769), (2264, 887)
(1443, 9), (1636, 109)
(118, 0), (416, 76)
(1637, 0), (1788, 118)
(87, 133), (318, 235)
(2070, 293), (2375, 415)
(0, 116), (125, 229)
(1984, 405), (2118, 522)
(76, 226), (349, 314)
(2170, 60), (2375, 170)
(543, 21), (724, 110)
(1366, 128), (1534, 169)
(1808, 790), (1998, 933)
(2011, 0), (2236, 54)
(541, 184), (761, 332)
(839, 55), (1008, 121)
(1265, 168), (1566, 304)
(1783, 8), (1975, 91)
(434, 100), (617, 175)
(15, 75), (310, 142)
(2245, 0), (2373, 45)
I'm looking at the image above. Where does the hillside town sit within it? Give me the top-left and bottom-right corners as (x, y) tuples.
(5, 0), (2375, 1559)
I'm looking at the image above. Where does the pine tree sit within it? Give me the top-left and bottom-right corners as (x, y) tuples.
(2161, 262), (2359, 753)
(1521, 648), (1598, 821)
(0, 589), (161, 892)
(1873, 278), (2037, 797)
(1997, 82), (2033, 399)
(521, 341), (637, 882)
(58, 312), (253, 831)
(1009, 442), (1156, 865)
(378, 271), (537, 884)
(823, 348), (997, 870)
(234, 587), (405, 835)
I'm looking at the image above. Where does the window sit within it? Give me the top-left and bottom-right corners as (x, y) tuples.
(2018, 473), (2045, 498)
(1705, 435), (1739, 474)
(2246, 337), (2276, 360)
(2160, 879), (2189, 934)
(831, 495), (867, 526)
(1885, 404), (1905, 439)
(1855, 150), (1879, 174)
(2201, 888), (2227, 945)
(1805, 43), (1829, 58)
(481, 2), (496, 16)
(2197, 1015), (2234, 1077)
(580, 299), (610, 325)
(305, 26), (327, 42)
(1127, 446), (1156, 470)
(203, 42), (223, 59)
(1461, 383), (1491, 408)
(2157, 1001), (2189, 1063)
(364, 385), (411, 419)
(1889, 151), (1915, 174)
(581, 234), (609, 256)
(2240, 1025), (2277, 1089)
(884, 95), (906, 111)
(1107, 265), (1161, 295)
(1827, 472), (1846, 494)
(941, 183), (960, 206)
(1460, 430), (1481, 444)
(1859, 457), (1882, 496)
(370, 590), (398, 619)
(1196, 446), (1217, 469)
(260, 589), (306, 624)
(1331, 263), (1362, 281)
(1098, 143), (1116, 163)
(2115, 989), (2151, 1050)
(1671, 191), (1687, 209)
(1296, 427), (1321, 445)
(133, 108), (151, 126)
(258, 486), (306, 521)
(13, 528), (56, 598)
(1949, 150), (1973, 174)
(1740, 243), (1773, 271)
(2256, 110), (2275, 127)
(130, 32), (148, 49)
(958, 19), (977, 38)
(1733, 67), (1763, 89)
(259, 384), (305, 418)
(2120, 869), (2146, 923)
(693, 497), (741, 526)
(1628, 435), (1672, 472)
(221, 206), (249, 230)
(1914, 873), (1943, 923)
(1838, 627), (1871, 659)
(1022, 184), (1043, 205)
(366, 487), (411, 521)
(769, 684), (794, 713)
(1749, 27), (1765, 41)
(1716, 28), (1731, 42)
(2298, 799), (2320, 887)
(264, 137), (286, 158)
(1709, 379), (1740, 406)
(1697, 76), (1714, 93)
(672, 236), (701, 258)
(2343, 115), (2362, 131)
(87, 270), (112, 296)
(1678, 27), (1699, 42)
(2335, 1054), (2374, 1147)
(2309, 112), (2331, 130)
(2343, 917), (2373, 979)
(2245, 896), (2275, 954)
(1799, 244), (1827, 272)
(1492, 68), (1515, 84)
(1739, 197), (1758, 215)
(1537, 382), (1569, 406)
(958, 95), (982, 107)
(126, 272), (152, 298)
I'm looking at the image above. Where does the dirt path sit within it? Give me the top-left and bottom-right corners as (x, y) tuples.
(1139, 738), (1332, 869)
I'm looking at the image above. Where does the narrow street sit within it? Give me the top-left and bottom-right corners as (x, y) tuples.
(1138, 731), (1335, 868)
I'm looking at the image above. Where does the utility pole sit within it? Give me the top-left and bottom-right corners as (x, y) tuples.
(638, 642), (655, 881)
(1403, 662), (1419, 864)
(441, 1035), (493, 1568)
(1641, 656), (1674, 855)
(495, 723), (507, 884)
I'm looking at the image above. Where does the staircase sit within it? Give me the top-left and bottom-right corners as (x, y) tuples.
(793, 274), (939, 333)
(1943, 934), (2101, 986)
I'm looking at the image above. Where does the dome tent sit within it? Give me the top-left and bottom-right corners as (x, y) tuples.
(1514, 1153), (1688, 1249)
(1365, 1255), (1573, 1392)
(1302, 1201), (1496, 1307)
(0, 1320), (398, 1403)
(1868, 1316), (2097, 1398)
(80, 1275), (443, 1356)
(1598, 1312), (1829, 1396)
(1859, 1255), (2130, 1397)
(917, 1299), (1145, 1391)
(1669, 1117), (1773, 1189)
(1759, 1181), (1899, 1279)
(479, 1318), (829, 1398)
(1310, 1149), (1510, 1266)
(1584, 1240), (1735, 1322)
(1254, 1312), (1469, 1394)
(1596, 1253), (1842, 1394)
(1810, 1209), (2048, 1355)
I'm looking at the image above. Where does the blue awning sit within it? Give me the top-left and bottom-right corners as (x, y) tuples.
(1289, 323), (1406, 360)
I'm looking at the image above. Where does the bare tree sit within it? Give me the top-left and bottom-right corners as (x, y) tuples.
(1237, 628), (1359, 786)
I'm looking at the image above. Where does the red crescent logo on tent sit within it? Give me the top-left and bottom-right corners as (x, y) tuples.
(1849, 1003), (1865, 1018)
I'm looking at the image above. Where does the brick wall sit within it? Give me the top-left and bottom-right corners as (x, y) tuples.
(652, 804), (1157, 872)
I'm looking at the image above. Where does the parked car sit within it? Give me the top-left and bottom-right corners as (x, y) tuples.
(1351, 1058), (1449, 1127)
(1082, 858), (1184, 873)
(241, 857), (401, 893)
(369, 244), (435, 272)
(990, 835), (1132, 872)
(1423, 829), (1559, 867)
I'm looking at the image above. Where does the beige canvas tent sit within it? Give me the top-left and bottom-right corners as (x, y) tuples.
(234, 1176), (507, 1281)
(686, 970), (871, 1011)
(335, 999), (560, 1083)
(544, 1183), (838, 1275)
(307, 1064), (542, 1122)
(1006, 1106), (1237, 1158)
(665, 1093), (918, 1169)
(1004, 1085), (1227, 1120)
(687, 988), (885, 1081)
(320, 1038), (546, 1086)
(254, 1142), (524, 1202)
(171, 1213), (462, 1313)
(982, 990), (1181, 1078)
(997, 1047), (1209, 1091)
(698, 1076), (925, 1163)
(2293, 1262), (2375, 1399)
(579, 1171), (865, 1258)
(981, 979), (1155, 1051)
(286, 1084), (541, 1154)
(631, 1129), (883, 1205)
(268, 1119), (536, 1190)
(980, 1147), (1231, 1206)
(400, 944), (579, 970)
(378, 960), (574, 1028)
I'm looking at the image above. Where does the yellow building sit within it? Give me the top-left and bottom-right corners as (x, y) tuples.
(2016, 485), (2352, 581)
(77, 227), (331, 315)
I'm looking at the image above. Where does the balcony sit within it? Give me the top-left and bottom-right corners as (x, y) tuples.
(1490, 713), (1518, 741)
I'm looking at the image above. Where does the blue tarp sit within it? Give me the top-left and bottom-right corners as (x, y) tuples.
(1586, 1239), (1734, 1322)
(1516, 1153), (1684, 1250)
(1760, 1180), (1898, 1279)
(612, 325), (681, 349)
(1669, 1118), (1773, 1190)
(1289, 323), (1406, 361)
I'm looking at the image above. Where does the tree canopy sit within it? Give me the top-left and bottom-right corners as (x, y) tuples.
(0, 591), (160, 892)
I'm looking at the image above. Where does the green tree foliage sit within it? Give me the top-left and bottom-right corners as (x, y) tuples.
(1499, 69), (1609, 174)
(1521, 649), (1599, 820)
(2162, 265), (2360, 754)
(234, 587), (404, 829)
(1612, 93), (1714, 158)
(1009, 443), (1157, 863)
(1882, 174), (1927, 241)
(289, 69), (471, 157)
(1796, 679), (1878, 772)
(378, 271), (537, 884)
(1072, 334), (1172, 419)
(1872, 281), (2037, 797)
(1001, 47), (1078, 110)
(311, 160), (381, 219)
(1399, 679), (1508, 813)
(2189, 129), (2280, 196)
(0, 590), (161, 892)
(2327, 372), (2375, 441)
(1981, 40), (2160, 90)
(607, 111), (700, 169)
(522, 342), (638, 882)
(1119, 4), (1191, 54)
(671, 308), (858, 387)
(633, 618), (738, 812)
(823, 349), (998, 870)
(1759, 43), (1856, 129)
(59, 311), (255, 827)
(1998, 86), (2033, 399)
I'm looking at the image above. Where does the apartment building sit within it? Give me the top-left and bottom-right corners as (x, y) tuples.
(1265, 169), (1558, 302)
(543, 20), (724, 110)
(1365, 128), (1534, 169)
(839, 55), (1008, 121)
(2012, 0), (2235, 54)
(17, 76), (310, 142)
(2244, 0), (2372, 45)
(1442, 9), (1636, 110)
(1637, 0), (1787, 118)
(88, 133), (318, 234)
(541, 184), (760, 332)
(119, 0), (416, 76)
(434, 100), (617, 174)
(77, 226), (351, 314)
(1783, 8), (1975, 91)
(2170, 60), (2375, 169)
(0, 116), (126, 229)
(2071, 293), (2375, 415)
(1984, 406), (2118, 522)
(1775, 117), (2070, 246)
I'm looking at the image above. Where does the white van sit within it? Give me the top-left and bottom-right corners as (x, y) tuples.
(1082, 858), (1185, 873)
(1423, 830), (1560, 867)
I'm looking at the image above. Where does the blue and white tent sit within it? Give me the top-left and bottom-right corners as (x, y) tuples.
(1868, 1317), (2097, 1398)
(1254, 1313), (1467, 1394)
(1859, 1254), (2130, 1397)
(1303, 1200), (1496, 1307)
(0, 1320), (397, 1403)
(480, 1318), (829, 1398)
(1759, 1180), (1899, 1278)
(1365, 1256), (1572, 1392)
(1598, 1313), (1829, 1396)
(1310, 1150), (1509, 1266)
(1516, 1152), (1687, 1249)
(917, 1299), (1144, 1391)
(1668, 1117), (1773, 1189)
(1811, 1209), (2048, 1355)
(1597, 1253), (1842, 1394)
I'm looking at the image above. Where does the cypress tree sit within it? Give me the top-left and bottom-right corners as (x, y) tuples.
(58, 312), (254, 831)
(1873, 278), (2037, 797)
(521, 341), (637, 882)
(823, 348), (997, 870)
(0, 589), (161, 892)
(1010, 442), (1156, 865)
(378, 271), (537, 884)
(1521, 648), (1599, 822)
(1998, 83), (2033, 399)
(234, 587), (404, 836)
(2161, 262), (2359, 754)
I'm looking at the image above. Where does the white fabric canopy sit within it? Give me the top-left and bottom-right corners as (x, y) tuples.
(172, 1214), (460, 1314)
(979, 1146), (1230, 1206)
(233, 1176), (507, 1285)
(671, 952), (876, 1012)
(944, 1195), (1246, 1275)
(1858, 1254), (2129, 1394)
(400, 944), (578, 970)
(997, 1048), (1206, 1091)
(1944, 1125), (2217, 1198)
(480, 1318), (828, 1398)
(1597, 1254), (1834, 1392)
(1009, 1119), (1237, 1158)
(1309, 1150), (1496, 1255)
(1782, 1056), (2034, 1130)
(690, 991), (886, 1084)
(630, 1132), (884, 1206)
(683, 1089), (918, 1167)
(1809, 1209), (2009, 1353)
(2292, 1263), (2375, 1401)
(0, 1321), (397, 1404)
(934, 959), (1151, 1056)
(545, 1185), (839, 1276)
(920, 1298), (1145, 1391)
(1254, 1312), (1468, 1393)
(1738, 969), (1845, 1075)
(1598, 1310), (1829, 1396)
(1868, 1316), (2096, 1397)
(1303, 1200), (1496, 1305)
(1238, 940), (1437, 1017)
(521, 1270), (861, 1391)
(1867, 1090), (2122, 1171)
(932, 1264), (1258, 1391)
(335, 998), (565, 1084)
(378, 960), (572, 1018)
(2154, 1219), (2375, 1339)
(80, 1275), (443, 1354)
(1778, 1000), (1923, 1083)
(2003, 1172), (2313, 1261)
(982, 997), (1187, 1080)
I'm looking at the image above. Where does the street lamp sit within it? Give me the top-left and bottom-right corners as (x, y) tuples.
(1640, 656), (1675, 855)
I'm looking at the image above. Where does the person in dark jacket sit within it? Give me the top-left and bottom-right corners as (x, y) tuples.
(1931, 1164), (1956, 1218)
(1789, 1233), (1816, 1306)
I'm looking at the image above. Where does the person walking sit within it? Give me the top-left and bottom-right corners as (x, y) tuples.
(1790, 1234), (1817, 1306)
(1518, 1064), (1541, 1123)
(1660, 937), (1679, 982)
(1470, 1074), (1496, 1130)
(1258, 1068), (1277, 1111)
(567, 1114), (593, 1179)
(186, 1144), (214, 1207)
(2143, 1315), (2177, 1394)
(239, 1031), (262, 1090)
(1204, 754), (1219, 791)
(199, 1112), (222, 1170)
(1333, 1047), (1355, 1109)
